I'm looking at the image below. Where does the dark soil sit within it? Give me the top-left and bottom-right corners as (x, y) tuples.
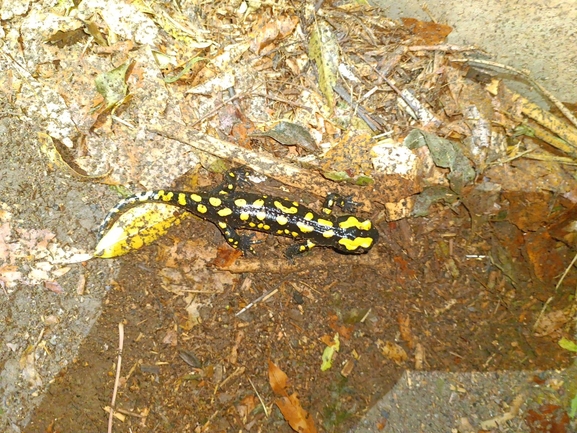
(24, 202), (573, 433)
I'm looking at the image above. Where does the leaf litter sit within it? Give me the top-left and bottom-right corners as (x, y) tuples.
(4, 0), (577, 431)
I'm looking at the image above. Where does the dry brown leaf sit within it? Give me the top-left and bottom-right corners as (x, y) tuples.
(228, 330), (244, 365)
(397, 314), (415, 349)
(401, 18), (452, 45)
(250, 15), (298, 54)
(376, 339), (408, 365)
(236, 394), (258, 421)
(162, 329), (178, 346)
(525, 231), (568, 284)
(44, 281), (64, 294)
(275, 393), (318, 433)
(269, 361), (318, 432)
(268, 360), (289, 397)
(327, 314), (354, 340)
(534, 310), (569, 337)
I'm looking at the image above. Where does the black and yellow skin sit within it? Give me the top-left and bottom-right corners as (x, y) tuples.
(97, 170), (379, 258)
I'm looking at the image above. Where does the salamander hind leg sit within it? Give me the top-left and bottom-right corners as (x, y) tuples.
(284, 239), (317, 259)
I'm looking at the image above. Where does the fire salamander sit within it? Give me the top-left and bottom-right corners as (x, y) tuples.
(97, 169), (379, 258)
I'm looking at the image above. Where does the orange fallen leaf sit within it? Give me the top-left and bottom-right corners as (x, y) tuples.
(376, 340), (408, 365)
(268, 360), (318, 433)
(275, 393), (318, 433)
(268, 360), (289, 397)
(397, 314), (415, 349)
(401, 18), (452, 45)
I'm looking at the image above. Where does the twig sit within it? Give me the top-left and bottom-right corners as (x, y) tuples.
(107, 322), (125, 433)
(533, 296), (554, 332)
(147, 123), (396, 208)
(188, 92), (246, 128)
(556, 251), (577, 292)
(211, 366), (246, 404)
(236, 288), (279, 316)
(248, 377), (269, 417)
(254, 92), (313, 112)
(408, 44), (481, 52)
(333, 83), (382, 132)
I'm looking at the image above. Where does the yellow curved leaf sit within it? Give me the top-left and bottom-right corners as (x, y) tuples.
(94, 203), (189, 258)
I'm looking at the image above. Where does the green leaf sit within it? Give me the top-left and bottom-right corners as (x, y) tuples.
(94, 60), (133, 111)
(163, 57), (208, 83)
(308, 21), (339, 107)
(570, 393), (577, 418)
(321, 334), (340, 371)
(559, 337), (577, 352)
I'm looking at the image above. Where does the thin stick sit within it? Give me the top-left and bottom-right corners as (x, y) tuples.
(556, 251), (577, 291)
(248, 377), (269, 417)
(107, 322), (125, 433)
(235, 288), (279, 316)
(533, 296), (554, 332)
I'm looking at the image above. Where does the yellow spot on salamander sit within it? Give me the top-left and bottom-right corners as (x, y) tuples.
(317, 218), (333, 227)
(209, 197), (222, 207)
(338, 237), (374, 250)
(291, 232), (299, 237)
(257, 223), (263, 229)
(190, 194), (202, 202)
(322, 230), (335, 238)
(218, 221), (227, 229)
(273, 200), (299, 214)
(277, 229), (284, 234)
(359, 220), (372, 230)
(218, 208), (233, 217)
(338, 216), (372, 230)
(284, 229), (290, 235)
(276, 215), (288, 225)
(239, 213), (249, 221)
(252, 199), (265, 208)
(263, 224), (270, 230)
(304, 212), (314, 220)
(155, 190), (173, 201)
(249, 222), (256, 227)
(178, 193), (187, 206)
(197, 204), (207, 214)
(235, 198), (247, 207)
(296, 222), (314, 233)
(256, 211), (266, 221)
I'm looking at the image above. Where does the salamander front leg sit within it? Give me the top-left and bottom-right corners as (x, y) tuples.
(321, 193), (359, 215)
(216, 221), (256, 255)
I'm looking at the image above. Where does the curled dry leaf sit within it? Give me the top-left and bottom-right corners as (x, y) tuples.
(94, 203), (190, 258)
(268, 360), (289, 397)
(268, 360), (318, 433)
(376, 339), (408, 365)
(275, 393), (318, 433)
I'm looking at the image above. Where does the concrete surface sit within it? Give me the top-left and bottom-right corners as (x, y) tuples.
(374, 0), (577, 104)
